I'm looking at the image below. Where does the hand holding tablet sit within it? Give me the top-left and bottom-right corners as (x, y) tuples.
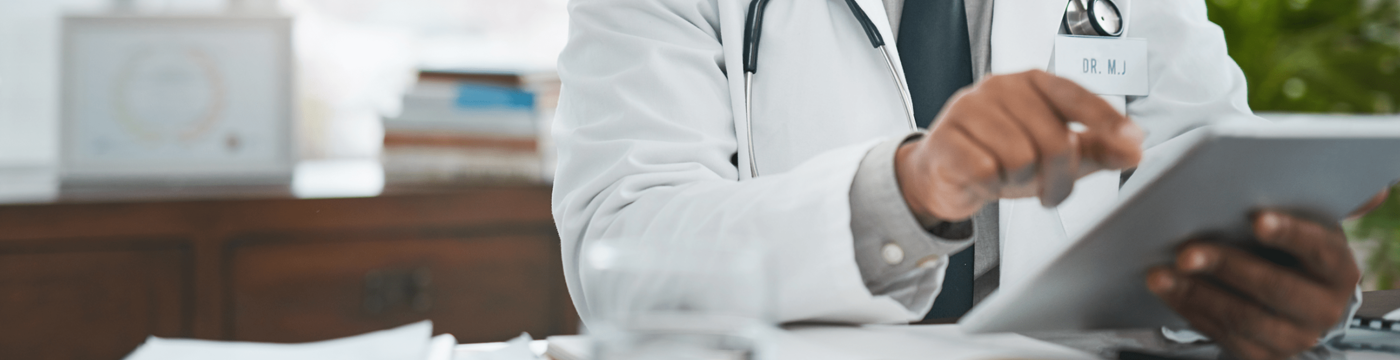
(960, 120), (1400, 338)
(1148, 210), (1364, 359)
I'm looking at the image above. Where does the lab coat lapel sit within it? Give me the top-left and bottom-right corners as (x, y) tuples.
(851, 0), (915, 106)
(994, 0), (1075, 293)
(993, 0), (1125, 294)
(989, 0), (1064, 74)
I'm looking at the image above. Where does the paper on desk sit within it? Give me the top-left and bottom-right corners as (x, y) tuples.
(125, 320), (446, 360)
(776, 324), (1097, 360)
(1383, 308), (1400, 320)
(456, 339), (549, 357)
(542, 325), (1096, 360)
(427, 333), (459, 360)
(455, 333), (539, 360)
(543, 335), (589, 360)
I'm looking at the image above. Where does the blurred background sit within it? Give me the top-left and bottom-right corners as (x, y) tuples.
(1203, 0), (1400, 290)
(5, 0), (1400, 359)
(0, 1), (573, 359)
(0, 0), (567, 193)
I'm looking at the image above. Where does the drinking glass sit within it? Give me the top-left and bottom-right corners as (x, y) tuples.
(582, 237), (774, 360)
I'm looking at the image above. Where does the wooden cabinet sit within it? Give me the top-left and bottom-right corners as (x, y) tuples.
(0, 185), (575, 360)
(227, 230), (565, 343)
(0, 239), (190, 360)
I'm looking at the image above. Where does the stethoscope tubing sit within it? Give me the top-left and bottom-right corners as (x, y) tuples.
(741, 0), (1124, 178)
(742, 0), (918, 178)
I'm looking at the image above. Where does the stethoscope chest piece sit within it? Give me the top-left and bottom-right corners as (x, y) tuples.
(1064, 0), (1123, 37)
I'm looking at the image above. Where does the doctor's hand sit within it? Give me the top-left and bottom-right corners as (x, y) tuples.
(1146, 211), (1360, 360)
(895, 69), (1145, 223)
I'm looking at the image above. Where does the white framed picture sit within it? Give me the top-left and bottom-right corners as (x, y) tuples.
(61, 15), (294, 184)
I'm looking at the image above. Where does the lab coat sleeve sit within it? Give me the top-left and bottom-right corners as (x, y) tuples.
(554, 0), (922, 324)
(1124, 0), (1259, 149)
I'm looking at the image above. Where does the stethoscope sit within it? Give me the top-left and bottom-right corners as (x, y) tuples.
(742, 0), (916, 178)
(1063, 0), (1124, 37)
(740, 0), (1124, 178)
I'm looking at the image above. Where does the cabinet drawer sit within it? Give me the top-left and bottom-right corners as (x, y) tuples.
(0, 244), (189, 360)
(227, 228), (566, 343)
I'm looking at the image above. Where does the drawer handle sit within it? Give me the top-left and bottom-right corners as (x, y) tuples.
(363, 267), (433, 314)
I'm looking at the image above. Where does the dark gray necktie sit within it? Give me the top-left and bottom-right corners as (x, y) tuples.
(896, 0), (977, 321)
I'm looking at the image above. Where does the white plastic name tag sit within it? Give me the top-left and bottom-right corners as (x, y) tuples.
(1053, 35), (1149, 96)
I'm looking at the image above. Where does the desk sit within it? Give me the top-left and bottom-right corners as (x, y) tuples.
(455, 325), (1400, 360)
(1003, 290), (1400, 360)
(1359, 289), (1400, 319)
(462, 290), (1400, 360)
(0, 176), (576, 360)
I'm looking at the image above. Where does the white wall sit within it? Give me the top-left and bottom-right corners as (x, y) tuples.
(0, 0), (568, 166)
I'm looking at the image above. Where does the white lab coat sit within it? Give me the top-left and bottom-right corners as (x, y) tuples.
(553, 0), (1253, 324)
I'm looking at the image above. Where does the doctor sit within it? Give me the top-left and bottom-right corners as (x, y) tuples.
(553, 0), (1365, 359)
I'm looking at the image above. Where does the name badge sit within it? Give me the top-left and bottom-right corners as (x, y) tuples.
(1053, 35), (1148, 96)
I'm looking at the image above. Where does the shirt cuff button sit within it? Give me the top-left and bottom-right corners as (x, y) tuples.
(881, 242), (904, 265)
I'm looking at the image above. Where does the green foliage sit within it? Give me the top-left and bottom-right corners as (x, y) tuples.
(1206, 0), (1400, 113)
(1347, 185), (1400, 289)
(1207, 0), (1400, 288)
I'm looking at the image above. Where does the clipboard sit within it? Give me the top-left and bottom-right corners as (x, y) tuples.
(960, 120), (1400, 333)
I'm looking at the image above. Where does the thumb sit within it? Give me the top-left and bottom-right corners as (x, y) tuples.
(1077, 119), (1145, 170)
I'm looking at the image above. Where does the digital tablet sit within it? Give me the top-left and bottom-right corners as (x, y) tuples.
(959, 120), (1400, 333)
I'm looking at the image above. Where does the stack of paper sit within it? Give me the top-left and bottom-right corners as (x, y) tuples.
(544, 324), (1096, 360)
(124, 321), (455, 360)
(452, 333), (545, 360)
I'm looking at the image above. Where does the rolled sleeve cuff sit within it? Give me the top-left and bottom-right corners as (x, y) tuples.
(850, 133), (976, 313)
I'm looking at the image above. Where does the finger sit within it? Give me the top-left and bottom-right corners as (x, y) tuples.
(1051, 131), (1081, 207)
(925, 128), (1003, 219)
(1219, 336), (1290, 360)
(1146, 268), (1321, 357)
(1348, 188), (1389, 219)
(1147, 267), (1228, 335)
(1073, 135), (1113, 178)
(1175, 243), (1347, 329)
(1075, 118), (1142, 170)
(1253, 211), (1359, 288)
(1148, 270), (1288, 358)
(1148, 271), (1283, 360)
(1023, 70), (1144, 169)
(1022, 70), (1138, 142)
(948, 126), (1006, 201)
(986, 75), (1077, 206)
(946, 96), (1040, 185)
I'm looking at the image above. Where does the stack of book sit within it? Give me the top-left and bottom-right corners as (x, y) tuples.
(381, 69), (559, 184)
